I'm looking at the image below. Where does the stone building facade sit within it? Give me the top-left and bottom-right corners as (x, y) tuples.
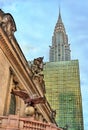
(0, 9), (57, 125)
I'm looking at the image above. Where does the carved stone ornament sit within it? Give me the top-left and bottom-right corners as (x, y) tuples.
(51, 110), (56, 119)
(0, 9), (16, 38)
(11, 88), (45, 107)
(24, 106), (35, 116)
(31, 57), (44, 75)
(31, 57), (46, 94)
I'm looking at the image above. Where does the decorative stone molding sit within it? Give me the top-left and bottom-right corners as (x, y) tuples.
(0, 28), (36, 95)
(0, 9), (16, 39)
(0, 10), (57, 125)
(31, 57), (46, 95)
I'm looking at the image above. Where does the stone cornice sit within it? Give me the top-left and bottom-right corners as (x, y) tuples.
(0, 26), (55, 124)
(0, 26), (40, 96)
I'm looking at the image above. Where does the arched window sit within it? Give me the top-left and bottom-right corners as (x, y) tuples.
(9, 94), (16, 114)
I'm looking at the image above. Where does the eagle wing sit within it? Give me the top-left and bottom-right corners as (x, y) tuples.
(11, 89), (29, 100)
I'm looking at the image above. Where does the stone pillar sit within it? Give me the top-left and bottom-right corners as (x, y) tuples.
(0, 48), (10, 115)
(4, 72), (14, 115)
(35, 112), (39, 121)
(38, 113), (43, 122)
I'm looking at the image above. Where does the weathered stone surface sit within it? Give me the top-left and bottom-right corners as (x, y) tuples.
(0, 10), (56, 125)
(0, 48), (10, 115)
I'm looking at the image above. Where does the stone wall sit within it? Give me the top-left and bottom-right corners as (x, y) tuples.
(0, 48), (10, 115)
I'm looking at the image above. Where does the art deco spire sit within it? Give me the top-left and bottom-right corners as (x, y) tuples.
(58, 8), (62, 23)
(54, 8), (65, 34)
(49, 9), (71, 62)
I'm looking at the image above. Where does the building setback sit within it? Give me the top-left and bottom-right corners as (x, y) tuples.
(44, 10), (84, 130)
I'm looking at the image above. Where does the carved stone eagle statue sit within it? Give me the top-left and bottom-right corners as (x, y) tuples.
(11, 89), (45, 107)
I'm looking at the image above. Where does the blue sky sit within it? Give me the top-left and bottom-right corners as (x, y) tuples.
(0, 0), (88, 129)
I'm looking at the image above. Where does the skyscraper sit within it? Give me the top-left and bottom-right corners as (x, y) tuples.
(49, 10), (71, 62)
(44, 10), (84, 130)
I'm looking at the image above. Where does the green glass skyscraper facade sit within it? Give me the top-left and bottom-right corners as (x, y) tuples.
(44, 60), (84, 130)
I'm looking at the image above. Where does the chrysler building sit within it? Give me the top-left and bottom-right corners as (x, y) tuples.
(49, 10), (71, 62)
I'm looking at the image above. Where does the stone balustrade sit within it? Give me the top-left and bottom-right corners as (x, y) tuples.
(0, 115), (62, 130)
